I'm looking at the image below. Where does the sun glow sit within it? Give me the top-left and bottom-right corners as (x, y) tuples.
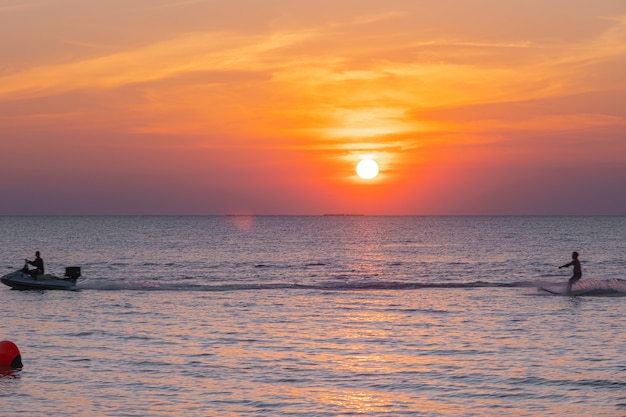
(356, 159), (379, 180)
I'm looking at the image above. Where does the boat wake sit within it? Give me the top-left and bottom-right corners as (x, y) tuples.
(71, 277), (626, 296)
(78, 279), (532, 293)
(535, 278), (626, 296)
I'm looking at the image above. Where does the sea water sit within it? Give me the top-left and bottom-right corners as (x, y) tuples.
(0, 216), (625, 416)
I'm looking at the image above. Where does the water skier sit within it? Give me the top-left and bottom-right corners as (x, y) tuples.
(559, 251), (581, 293)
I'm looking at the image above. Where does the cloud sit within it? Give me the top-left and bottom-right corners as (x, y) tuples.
(0, 29), (311, 99)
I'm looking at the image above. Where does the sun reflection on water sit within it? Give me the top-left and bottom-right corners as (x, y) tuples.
(321, 389), (402, 414)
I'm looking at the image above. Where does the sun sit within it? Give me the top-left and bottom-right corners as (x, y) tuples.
(356, 159), (379, 180)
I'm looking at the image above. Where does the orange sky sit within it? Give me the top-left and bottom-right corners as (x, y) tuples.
(1, 0), (625, 214)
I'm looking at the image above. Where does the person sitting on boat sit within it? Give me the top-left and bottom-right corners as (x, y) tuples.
(24, 251), (45, 277)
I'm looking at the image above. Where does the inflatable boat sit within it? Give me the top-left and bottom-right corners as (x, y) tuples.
(1, 266), (82, 291)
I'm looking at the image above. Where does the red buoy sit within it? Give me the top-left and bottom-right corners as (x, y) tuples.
(0, 341), (23, 368)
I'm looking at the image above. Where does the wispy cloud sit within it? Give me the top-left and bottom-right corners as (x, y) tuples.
(0, 30), (312, 99)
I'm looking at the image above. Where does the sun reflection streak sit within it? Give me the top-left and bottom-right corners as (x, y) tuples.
(321, 389), (403, 414)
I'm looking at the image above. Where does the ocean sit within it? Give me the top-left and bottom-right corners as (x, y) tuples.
(1, 215), (625, 416)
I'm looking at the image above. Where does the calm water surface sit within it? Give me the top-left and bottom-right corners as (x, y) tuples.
(1, 216), (625, 416)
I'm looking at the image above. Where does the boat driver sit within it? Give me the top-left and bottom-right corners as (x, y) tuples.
(24, 251), (45, 277)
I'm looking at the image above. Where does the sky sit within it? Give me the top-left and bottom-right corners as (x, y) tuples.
(1, 0), (625, 215)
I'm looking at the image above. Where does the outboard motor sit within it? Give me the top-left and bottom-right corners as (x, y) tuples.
(64, 267), (81, 282)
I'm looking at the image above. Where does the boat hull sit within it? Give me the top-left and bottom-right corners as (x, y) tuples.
(1, 270), (78, 291)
